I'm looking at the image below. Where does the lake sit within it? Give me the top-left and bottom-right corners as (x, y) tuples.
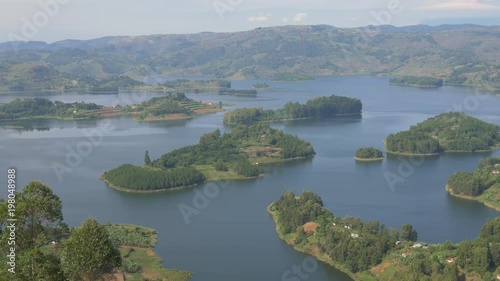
(0, 76), (499, 281)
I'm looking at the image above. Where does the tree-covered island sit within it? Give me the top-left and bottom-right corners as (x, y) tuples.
(0, 93), (222, 122)
(223, 95), (362, 125)
(101, 123), (315, 192)
(385, 112), (500, 155)
(269, 191), (500, 281)
(447, 157), (500, 211)
(355, 147), (385, 161)
(389, 76), (444, 88)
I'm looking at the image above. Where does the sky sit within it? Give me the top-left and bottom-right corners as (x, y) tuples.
(1, 0), (499, 43)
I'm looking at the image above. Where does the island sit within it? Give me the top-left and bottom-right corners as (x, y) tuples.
(269, 191), (500, 281)
(389, 76), (444, 88)
(218, 89), (257, 97)
(101, 123), (315, 192)
(446, 157), (500, 211)
(270, 73), (315, 82)
(355, 147), (384, 161)
(150, 79), (231, 92)
(0, 93), (222, 122)
(253, 83), (270, 89)
(385, 112), (500, 155)
(223, 95), (362, 125)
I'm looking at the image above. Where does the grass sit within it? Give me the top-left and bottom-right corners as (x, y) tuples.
(112, 224), (192, 281)
(193, 164), (255, 181)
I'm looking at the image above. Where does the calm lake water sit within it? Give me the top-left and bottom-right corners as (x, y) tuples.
(0, 76), (499, 281)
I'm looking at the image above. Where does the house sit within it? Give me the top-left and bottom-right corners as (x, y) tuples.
(412, 243), (423, 248)
(446, 257), (456, 263)
(496, 274), (500, 280)
(395, 241), (401, 245)
(351, 233), (359, 238)
(51, 241), (59, 247)
(492, 170), (500, 175)
(203, 102), (213, 105)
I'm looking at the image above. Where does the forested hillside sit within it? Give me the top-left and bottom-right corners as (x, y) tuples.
(269, 191), (500, 281)
(385, 112), (500, 154)
(0, 25), (499, 90)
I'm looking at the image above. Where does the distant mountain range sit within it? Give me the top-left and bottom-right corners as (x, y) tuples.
(0, 24), (499, 91)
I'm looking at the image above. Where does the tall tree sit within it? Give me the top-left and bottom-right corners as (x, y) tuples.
(400, 223), (418, 242)
(144, 150), (152, 166)
(61, 218), (121, 281)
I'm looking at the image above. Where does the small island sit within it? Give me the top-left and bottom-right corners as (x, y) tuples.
(218, 89), (257, 97)
(223, 95), (362, 125)
(253, 83), (270, 89)
(355, 147), (384, 161)
(0, 93), (222, 122)
(101, 123), (315, 192)
(270, 73), (314, 82)
(389, 75), (444, 88)
(446, 157), (500, 211)
(385, 112), (500, 155)
(269, 191), (500, 281)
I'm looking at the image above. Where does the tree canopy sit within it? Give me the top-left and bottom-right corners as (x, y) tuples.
(385, 112), (500, 154)
(223, 95), (362, 125)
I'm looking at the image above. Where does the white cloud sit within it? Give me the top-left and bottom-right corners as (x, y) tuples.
(292, 12), (308, 22)
(282, 17), (288, 22)
(247, 15), (269, 22)
(419, 0), (500, 10)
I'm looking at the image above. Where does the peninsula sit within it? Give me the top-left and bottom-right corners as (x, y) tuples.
(101, 123), (315, 192)
(385, 112), (500, 155)
(223, 95), (362, 125)
(446, 157), (500, 211)
(269, 191), (500, 281)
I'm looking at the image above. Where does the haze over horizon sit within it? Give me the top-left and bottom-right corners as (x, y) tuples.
(1, 0), (499, 43)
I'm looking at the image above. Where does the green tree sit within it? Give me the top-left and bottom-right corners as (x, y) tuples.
(144, 150), (152, 166)
(61, 218), (121, 281)
(400, 223), (418, 242)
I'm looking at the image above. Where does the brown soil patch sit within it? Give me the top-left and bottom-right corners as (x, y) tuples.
(140, 268), (164, 280)
(303, 222), (320, 233)
(310, 244), (322, 256)
(97, 107), (123, 118)
(370, 260), (397, 275)
(193, 107), (222, 115)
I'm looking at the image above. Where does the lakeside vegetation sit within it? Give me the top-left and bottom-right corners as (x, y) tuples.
(270, 73), (314, 82)
(0, 181), (191, 281)
(223, 95), (362, 125)
(102, 123), (315, 192)
(447, 157), (500, 211)
(218, 89), (257, 96)
(0, 93), (222, 121)
(385, 112), (500, 155)
(269, 191), (500, 281)
(355, 147), (384, 161)
(389, 76), (443, 88)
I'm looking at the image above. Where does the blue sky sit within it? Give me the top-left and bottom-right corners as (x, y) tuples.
(1, 0), (499, 42)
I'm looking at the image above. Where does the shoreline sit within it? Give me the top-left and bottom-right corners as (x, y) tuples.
(446, 185), (500, 212)
(267, 203), (361, 281)
(224, 113), (362, 125)
(354, 156), (384, 162)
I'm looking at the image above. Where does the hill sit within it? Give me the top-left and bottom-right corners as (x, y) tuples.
(102, 123), (315, 192)
(269, 191), (500, 281)
(385, 112), (500, 155)
(447, 157), (500, 211)
(0, 25), (499, 90)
